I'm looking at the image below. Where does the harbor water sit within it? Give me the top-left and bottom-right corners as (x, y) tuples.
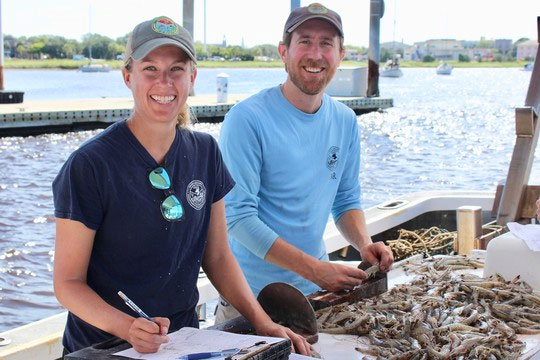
(0, 67), (537, 333)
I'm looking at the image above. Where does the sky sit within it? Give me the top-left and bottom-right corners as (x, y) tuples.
(2, 0), (540, 48)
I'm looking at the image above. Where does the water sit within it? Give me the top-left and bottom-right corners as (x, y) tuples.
(0, 67), (537, 333)
(4, 68), (288, 100)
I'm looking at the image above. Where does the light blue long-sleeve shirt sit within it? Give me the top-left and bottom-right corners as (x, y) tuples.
(219, 85), (362, 296)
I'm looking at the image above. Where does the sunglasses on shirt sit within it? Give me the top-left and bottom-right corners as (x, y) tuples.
(148, 167), (184, 221)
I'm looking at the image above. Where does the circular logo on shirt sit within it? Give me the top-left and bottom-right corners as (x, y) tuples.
(186, 180), (206, 210)
(326, 146), (339, 171)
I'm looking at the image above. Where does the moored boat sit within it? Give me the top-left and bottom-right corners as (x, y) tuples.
(436, 61), (453, 75)
(380, 58), (403, 78)
(79, 63), (111, 73)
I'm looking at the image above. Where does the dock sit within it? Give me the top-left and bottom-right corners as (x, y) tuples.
(0, 94), (392, 137)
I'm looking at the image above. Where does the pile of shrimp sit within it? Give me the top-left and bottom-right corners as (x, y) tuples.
(316, 256), (539, 359)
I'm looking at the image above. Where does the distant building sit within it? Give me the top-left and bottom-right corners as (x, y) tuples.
(380, 41), (407, 52)
(403, 45), (420, 61)
(467, 48), (495, 61)
(517, 40), (538, 60)
(494, 39), (512, 54)
(344, 49), (366, 61)
(461, 40), (477, 49)
(424, 39), (464, 60)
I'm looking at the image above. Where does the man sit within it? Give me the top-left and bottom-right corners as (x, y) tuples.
(536, 198), (540, 222)
(217, 3), (394, 322)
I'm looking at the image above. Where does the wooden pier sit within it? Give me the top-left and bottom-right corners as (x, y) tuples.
(0, 94), (392, 137)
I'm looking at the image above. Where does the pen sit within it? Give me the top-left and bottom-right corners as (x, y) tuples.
(118, 290), (156, 324)
(177, 348), (239, 360)
(177, 341), (266, 360)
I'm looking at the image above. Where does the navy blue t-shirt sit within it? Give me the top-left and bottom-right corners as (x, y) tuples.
(52, 120), (235, 352)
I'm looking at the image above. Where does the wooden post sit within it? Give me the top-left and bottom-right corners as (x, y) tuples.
(457, 206), (482, 255)
(367, 0), (383, 97)
(182, 0), (194, 37)
(497, 17), (540, 225)
(497, 107), (539, 224)
(525, 16), (540, 116)
(0, 0), (4, 91)
(183, 0), (195, 96)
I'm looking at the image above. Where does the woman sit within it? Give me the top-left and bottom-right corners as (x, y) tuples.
(53, 16), (310, 356)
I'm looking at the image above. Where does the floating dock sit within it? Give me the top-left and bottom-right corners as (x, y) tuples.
(0, 94), (392, 137)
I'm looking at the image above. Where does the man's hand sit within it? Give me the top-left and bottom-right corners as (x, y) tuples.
(128, 317), (169, 354)
(359, 242), (394, 272)
(309, 261), (368, 292)
(254, 320), (313, 356)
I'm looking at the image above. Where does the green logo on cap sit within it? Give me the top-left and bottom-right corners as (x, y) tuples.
(307, 3), (328, 14)
(152, 16), (179, 35)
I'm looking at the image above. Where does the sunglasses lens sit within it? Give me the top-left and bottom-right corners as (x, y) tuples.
(149, 167), (171, 190)
(161, 195), (183, 221)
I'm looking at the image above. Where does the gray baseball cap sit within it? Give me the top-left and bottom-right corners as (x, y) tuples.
(125, 16), (196, 64)
(284, 3), (343, 37)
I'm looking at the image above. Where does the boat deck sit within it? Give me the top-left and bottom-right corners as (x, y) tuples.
(0, 190), (499, 360)
(0, 95), (393, 137)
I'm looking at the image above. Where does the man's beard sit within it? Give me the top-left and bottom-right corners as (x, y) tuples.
(287, 60), (336, 95)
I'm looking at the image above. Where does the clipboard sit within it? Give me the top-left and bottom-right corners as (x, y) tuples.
(65, 330), (291, 360)
(232, 339), (291, 360)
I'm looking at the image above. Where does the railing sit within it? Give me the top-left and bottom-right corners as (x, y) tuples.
(496, 16), (540, 224)
(525, 16), (540, 116)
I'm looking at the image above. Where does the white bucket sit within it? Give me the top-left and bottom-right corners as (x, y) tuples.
(216, 73), (229, 103)
(484, 232), (540, 290)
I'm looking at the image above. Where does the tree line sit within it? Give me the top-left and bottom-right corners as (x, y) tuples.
(3, 33), (283, 61)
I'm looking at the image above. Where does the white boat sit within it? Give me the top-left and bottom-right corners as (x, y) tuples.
(79, 4), (110, 73)
(381, 1), (403, 79)
(0, 190), (500, 360)
(79, 63), (111, 73)
(380, 58), (403, 78)
(436, 61), (453, 75)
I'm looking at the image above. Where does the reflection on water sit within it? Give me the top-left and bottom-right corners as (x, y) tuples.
(0, 67), (538, 333)
(359, 68), (536, 206)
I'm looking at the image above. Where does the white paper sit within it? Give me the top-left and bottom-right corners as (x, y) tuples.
(507, 222), (540, 251)
(289, 354), (322, 360)
(114, 327), (283, 360)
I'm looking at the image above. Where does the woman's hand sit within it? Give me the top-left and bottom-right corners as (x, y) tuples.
(128, 317), (170, 353)
(254, 320), (313, 356)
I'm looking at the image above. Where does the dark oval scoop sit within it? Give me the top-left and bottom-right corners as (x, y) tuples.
(257, 282), (318, 344)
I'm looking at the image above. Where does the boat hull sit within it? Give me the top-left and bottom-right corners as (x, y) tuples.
(436, 64), (453, 75)
(380, 67), (403, 77)
(79, 64), (110, 73)
(0, 190), (501, 360)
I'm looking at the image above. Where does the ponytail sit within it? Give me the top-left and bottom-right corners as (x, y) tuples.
(177, 103), (192, 128)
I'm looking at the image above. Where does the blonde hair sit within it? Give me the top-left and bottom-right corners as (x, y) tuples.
(177, 102), (192, 128)
(124, 58), (196, 129)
